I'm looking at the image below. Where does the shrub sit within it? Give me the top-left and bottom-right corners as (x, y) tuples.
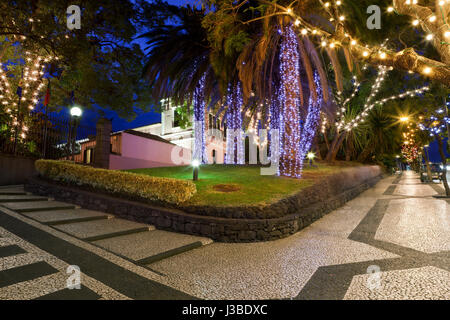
(35, 160), (196, 205)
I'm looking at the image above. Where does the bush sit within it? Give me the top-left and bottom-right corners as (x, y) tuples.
(35, 160), (196, 205)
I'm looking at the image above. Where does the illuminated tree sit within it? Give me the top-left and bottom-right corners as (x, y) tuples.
(419, 104), (450, 196)
(278, 23), (303, 177)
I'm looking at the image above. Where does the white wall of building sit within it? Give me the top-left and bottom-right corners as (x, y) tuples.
(133, 105), (226, 165)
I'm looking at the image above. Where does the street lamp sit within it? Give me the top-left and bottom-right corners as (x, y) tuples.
(400, 116), (410, 123)
(70, 106), (82, 118)
(69, 106), (82, 161)
(192, 159), (200, 181)
(307, 152), (316, 167)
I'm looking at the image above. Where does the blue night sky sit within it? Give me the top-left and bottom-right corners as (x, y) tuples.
(42, 0), (449, 162)
(48, 0), (190, 133)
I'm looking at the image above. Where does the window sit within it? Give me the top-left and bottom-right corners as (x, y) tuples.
(174, 110), (182, 128)
(84, 148), (94, 164)
(212, 150), (217, 164)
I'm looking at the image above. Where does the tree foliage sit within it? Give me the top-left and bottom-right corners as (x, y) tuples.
(0, 0), (152, 119)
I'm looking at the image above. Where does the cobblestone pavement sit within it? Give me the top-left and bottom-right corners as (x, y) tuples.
(149, 171), (449, 300)
(0, 172), (448, 300)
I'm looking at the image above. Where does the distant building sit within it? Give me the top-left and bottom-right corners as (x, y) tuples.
(74, 100), (226, 170)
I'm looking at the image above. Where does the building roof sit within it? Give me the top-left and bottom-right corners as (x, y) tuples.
(123, 129), (175, 145)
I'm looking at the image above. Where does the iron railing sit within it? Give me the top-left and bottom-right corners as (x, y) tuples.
(0, 111), (96, 161)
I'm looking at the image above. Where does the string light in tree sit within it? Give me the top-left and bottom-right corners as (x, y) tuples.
(336, 65), (390, 131)
(193, 73), (208, 164)
(299, 71), (323, 158)
(225, 82), (245, 165)
(341, 85), (430, 132)
(0, 47), (56, 141)
(279, 23), (303, 178)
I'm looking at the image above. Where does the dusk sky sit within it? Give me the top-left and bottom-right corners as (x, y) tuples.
(51, 0), (191, 133)
(49, 0), (449, 162)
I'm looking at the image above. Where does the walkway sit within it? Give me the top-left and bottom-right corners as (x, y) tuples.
(0, 172), (448, 299)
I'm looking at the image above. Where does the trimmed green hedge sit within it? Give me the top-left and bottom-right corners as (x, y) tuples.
(35, 160), (196, 205)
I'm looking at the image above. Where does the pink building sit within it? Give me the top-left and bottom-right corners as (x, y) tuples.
(75, 130), (191, 170)
(73, 102), (226, 170)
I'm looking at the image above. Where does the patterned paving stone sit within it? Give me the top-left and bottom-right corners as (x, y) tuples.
(1, 172), (448, 300)
(0, 245), (26, 258)
(149, 202), (398, 299)
(0, 253), (44, 272)
(53, 218), (153, 241)
(1, 201), (76, 213)
(393, 184), (437, 197)
(0, 272), (68, 300)
(344, 266), (450, 300)
(0, 262), (58, 288)
(22, 208), (110, 225)
(36, 286), (101, 300)
(93, 230), (212, 264)
(375, 198), (450, 253)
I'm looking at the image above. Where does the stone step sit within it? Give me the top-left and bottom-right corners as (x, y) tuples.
(0, 185), (24, 189)
(53, 218), (153, 242)
(0, 186), (26, 195)
(92, 229), (213, 265)
(0, 195), (48, 203)
(0, 201), (77, 213)
(21, 209), (111, 226)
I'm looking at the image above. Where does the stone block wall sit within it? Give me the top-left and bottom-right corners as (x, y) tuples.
(26, 166), (382, 242)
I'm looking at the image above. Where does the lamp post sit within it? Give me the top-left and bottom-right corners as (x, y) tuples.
(70, 106), (82, 161)
(400, 116), (410, 123)
(395, 155), (402, 172)
(192, 159), (200, 181)
(307, 152), (315, 167)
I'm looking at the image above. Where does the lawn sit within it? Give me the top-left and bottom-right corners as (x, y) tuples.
(128, 162), (353, 207)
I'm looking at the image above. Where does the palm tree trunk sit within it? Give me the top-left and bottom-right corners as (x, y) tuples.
(279, 24), (303, 178)
(436, 135), (450, 196)
(314, 136), (322, 160)
(422, 147), (432, 183)
(345, 135), (353, 161)
(193, 76), (207, 163)
(323, 129), (330, 151)
(326, 132), (345, 162)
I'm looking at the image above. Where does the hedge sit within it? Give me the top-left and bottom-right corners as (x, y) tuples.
(35, 160), (196, 205)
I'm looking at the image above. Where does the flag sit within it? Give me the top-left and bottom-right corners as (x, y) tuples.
(44, 81), (51, 106)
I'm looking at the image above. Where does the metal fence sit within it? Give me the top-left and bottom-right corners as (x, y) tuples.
(0, 111), (96, 160)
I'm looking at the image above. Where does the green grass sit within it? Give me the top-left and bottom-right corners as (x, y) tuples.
(128, 163), (351, 207)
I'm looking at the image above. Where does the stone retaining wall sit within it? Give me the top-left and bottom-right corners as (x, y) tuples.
(181, 166), (382, 219)
(0, 154), (36, 185)
(25, 166), (382, 242)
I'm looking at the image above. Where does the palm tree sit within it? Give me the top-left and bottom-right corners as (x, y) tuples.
(203, 1), (348, 177)
(140, 3), (218, 164)
(356, 107), (401, 163)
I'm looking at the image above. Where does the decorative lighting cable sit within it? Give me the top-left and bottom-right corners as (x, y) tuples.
(225, 82), (245, 164)
(299, 71), (323, 158)
(279, 23), (303, 178)
(193, 73), (208, 164)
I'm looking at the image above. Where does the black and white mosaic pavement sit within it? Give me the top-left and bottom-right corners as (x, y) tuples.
(149, 172), (449, 300)
(0, 173), (448, 300)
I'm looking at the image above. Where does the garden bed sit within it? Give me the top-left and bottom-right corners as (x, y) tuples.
(27, 163), (382, 242)
(130, 163), (378, 219)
